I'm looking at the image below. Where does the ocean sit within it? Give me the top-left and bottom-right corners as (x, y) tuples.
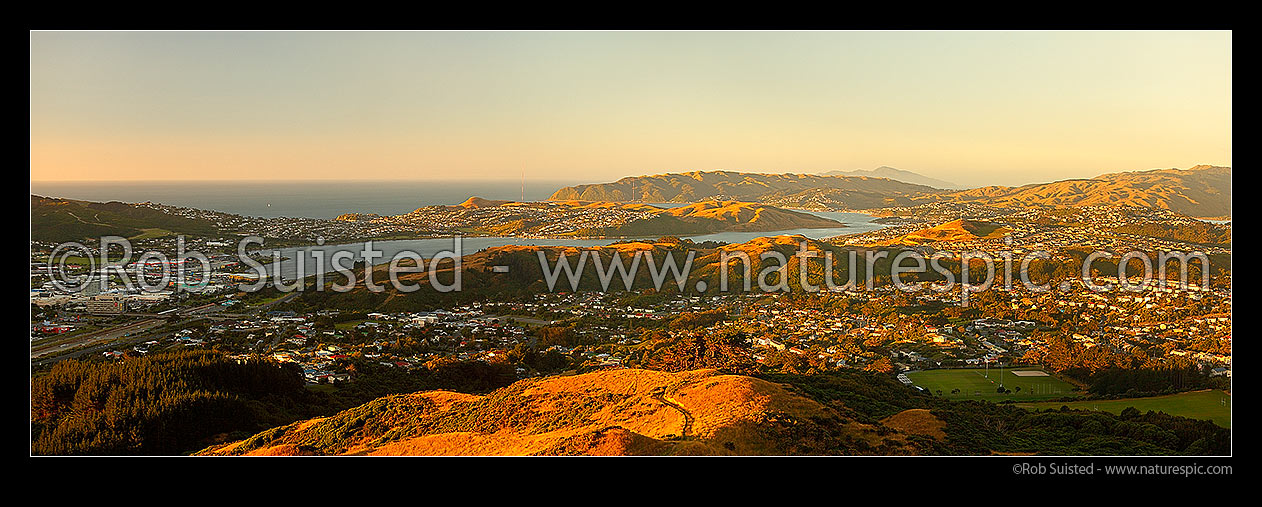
(30, 180), (585, 219)
(31, 180), (892, 279)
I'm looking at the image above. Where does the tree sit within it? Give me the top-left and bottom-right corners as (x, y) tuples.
(864, 357), (894, 374)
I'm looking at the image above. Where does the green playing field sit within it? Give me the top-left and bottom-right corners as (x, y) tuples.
(1017, 390), (1232, 428)
(906, 367), (1080, 402)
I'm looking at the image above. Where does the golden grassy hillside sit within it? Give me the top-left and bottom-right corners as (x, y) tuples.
(878, 219), (1010, 246)
(455, 196), (513, 208)
(556, 200), (663, 212)
(196, 369), (917, 456)
(548, 170), (937, 203)
(404, 198), (841, 235)
(667, 200), (841, 231)
(718, 234), (822, 255)
(548, 165), (1230, 217)
(881, 409), (947, 441)
(946, 165), (1230, 218)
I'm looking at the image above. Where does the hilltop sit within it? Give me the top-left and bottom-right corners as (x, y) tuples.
(664, 201), (841, 231)
(455, 196), (513, 209)
(195, 364), (1231, 456)
(196, 368), (916, 456)
(821, 166), (961, 190)
(39, 348), (1231, 456)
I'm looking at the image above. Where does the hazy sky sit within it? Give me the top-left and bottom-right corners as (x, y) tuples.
(30, 31), (1231, 187)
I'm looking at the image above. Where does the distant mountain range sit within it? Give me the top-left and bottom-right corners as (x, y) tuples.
(549, 165), (1231, 218)
(820, 166), (961, 189)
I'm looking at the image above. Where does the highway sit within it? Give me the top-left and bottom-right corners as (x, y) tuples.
(31, 291), (301, 366)
(30, 318), (166, 359)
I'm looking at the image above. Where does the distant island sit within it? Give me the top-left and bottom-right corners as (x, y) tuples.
(819, 166), (961, 190)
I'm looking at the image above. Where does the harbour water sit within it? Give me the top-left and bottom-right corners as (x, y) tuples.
(260, 211), (889, 280)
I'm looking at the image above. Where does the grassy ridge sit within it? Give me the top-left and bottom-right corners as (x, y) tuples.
(32, 195), (217, 242)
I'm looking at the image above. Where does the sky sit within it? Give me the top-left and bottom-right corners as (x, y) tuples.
(30, 31), (1231, 188)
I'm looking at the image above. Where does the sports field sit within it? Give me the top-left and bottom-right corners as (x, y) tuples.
(1017, 390), (1232, 428)
(906, 367), (1080, 402)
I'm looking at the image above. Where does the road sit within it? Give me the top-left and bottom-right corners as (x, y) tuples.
(31, 291), (302, 366)
(31, 319), (166, 359)
(485, 314), (555, 326)
(31, 318), (206, 367)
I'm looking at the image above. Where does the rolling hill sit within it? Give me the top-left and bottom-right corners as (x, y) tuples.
(30, 195), (218, 242)
(664, 201), (841, 231)
(548, 165), (1231, 217)
(196, 368), (919, 456)
(455, 196), (513, 209)
(339, 198), (844, 237)
(877, 219), (1011, 246)
(195, 366), (1231, 456)
(946, 165), (1231, 218)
